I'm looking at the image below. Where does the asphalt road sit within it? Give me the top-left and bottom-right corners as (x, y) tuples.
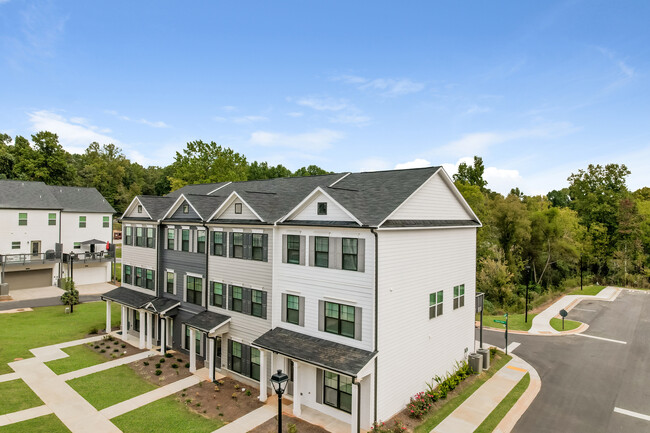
(477, 289), (650, 433)
(0, 295), (102, 311)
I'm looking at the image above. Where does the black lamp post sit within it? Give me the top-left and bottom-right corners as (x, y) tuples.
(270, 369), (289, 433)
(524, 264), (530, 323)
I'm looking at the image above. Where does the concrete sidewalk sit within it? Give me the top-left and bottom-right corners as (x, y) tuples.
(529, 286), (620, 335)
(431, 355), (539, 433)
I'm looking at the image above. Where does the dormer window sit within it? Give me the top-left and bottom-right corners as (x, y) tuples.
(235, 203), (242, 214)
(138, 205), (142, 213)
(183, 204), (189, 214)
(317, 202), (327, 215)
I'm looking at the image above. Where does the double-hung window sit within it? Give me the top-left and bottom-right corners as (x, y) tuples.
(232, 233), (244, 258)
(181, 229), (190, 252)
(125, 226), (132, 245)
(124, 265), (132, 284)
(79, 216), (86, 228)
(286, 294), (300, 325)
(74, 242), (81, 249)
(287, 235), (300, 264)
(136, 227), (144, 247)
(430, 290), (443, 319)
(325, 302), (355, 338)
(197, 231), (206, 254)
(186, 276), (202, 306)
(251, 289), (263, 317)
(231, 286), (243, 312)
(252, 234), (263, 261)
(212, 232), (224, 256)
(145, 269), (154, 290)
(315, 237), (329, 267)
(146, 228), (154, 248)
(48, 213), (56, 226)
(135, 267), (143, 287)
(167, 228), (174, 249)
(11, 241), (20, 249)
(18, 213), (27, 226)
(103, 216), (110, 228)
(250, 348), (260, 381)
(231, 341), (242, 373)
(166, 272), (174, 294)
(342, 238), (358, 271)
(453, 284), (465, 309)
(211, 282), (223, 307)
(324, 371), (352, 413)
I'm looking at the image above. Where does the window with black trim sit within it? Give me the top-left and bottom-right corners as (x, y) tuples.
(317, 202), (327, 215)
(324, 371), (352, 413)
(11, 241), (20, 249)
(125, 226), (132, 245)
(325, 302), (355, 338)
(184, 326), (201, 354)
(251, 289), (263, 317)
(430, 290), (443, 319)
(137, 205), (142, 213)
(231, 286), (243, 312)
(146, 228), (154, 248)
(212, 232), (224, 256)
(136, 227), (144, 247)
(135, 267), (143, 287)
(231, 341), (242, 373)
(234, 203), (242, 214)
(453, 284), (465, 309)
(49, 213), (56, 226)
(74, 242), (81, 249)
(287, 235), (300, 264)
(167, 228), (174, 249)
(124, 265), (132, 284)
(181, 229), (189, 252)
(197, 230), (206, 254)
(166, 272), (174, 294)
(315, 237), (329, 267)
(232, 233), (244, 258)
(186, 276), (202, 305)
(252, 234), (263, 261)
(18, 212), (27, 226)
(183, 204), (189, 214)
(211, 282), (223, 307)
(145, 269), (154, 290)
(286, 294), (299, 325)
(79, 216), (86, 228)
(250, 348), (260, 381)
(342, 238), (358, 271)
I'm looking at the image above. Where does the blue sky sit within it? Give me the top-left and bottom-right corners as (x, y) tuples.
(1, 0), (649, 194)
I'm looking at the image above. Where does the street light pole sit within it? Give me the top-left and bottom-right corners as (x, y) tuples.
(270, 369), (289, 433)
(524, 264), (530, 323)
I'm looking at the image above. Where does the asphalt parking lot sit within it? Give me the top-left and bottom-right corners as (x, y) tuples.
(478, 289), (650, 433)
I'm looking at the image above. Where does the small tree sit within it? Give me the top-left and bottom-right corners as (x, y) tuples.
(60, 278), (79, 313)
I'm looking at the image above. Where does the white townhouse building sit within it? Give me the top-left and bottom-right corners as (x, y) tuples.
(102, 166), (480, 431)
(0, 181), (115, 291)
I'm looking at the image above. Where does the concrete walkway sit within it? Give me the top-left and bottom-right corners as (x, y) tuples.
(0, 405), (53, 427)
(59, 351), (156, 381)
(432, 355), (538, 433)
(529, 286), (620, 335)
(213, 401), (279, 433)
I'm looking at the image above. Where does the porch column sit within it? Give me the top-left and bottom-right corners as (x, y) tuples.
(189, 328), (196, 373)
(350, 381), (359, 433)
(159, 318), (166, 355)
(146, 312), (153, 349)
(259, 350), (267, 402)
(105, 300), (112, 333)
(208, 338), (215, 382)
(293, 360), (301, 416)
(120, 306), (127, 341)
(139, 310), (145, 349)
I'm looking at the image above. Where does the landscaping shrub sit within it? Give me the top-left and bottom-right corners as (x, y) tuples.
(246, 389), (251, 396)
(288, 424), (298, 433)
(113, 348), (119, 352)
(184, 362), (190, 368)
(371, 420), (408, 432)
(121, 344), (126, 348)
(155, 363), (161, 368)
(231, 392), (237, 400)
(159, 358), (165, 363)
(165, 353), (173, 358)
(143, 361), (149, 366)
(100, 349), (106, 353)
(171, 363), (179, 369)
(177, 358), (183, 362)
(408, 361), (473, 418)
(406, 392), (431, 418)
(89, 327), (98, 334)
(94, 345), (99, 349)
(155, 370), (162, 376)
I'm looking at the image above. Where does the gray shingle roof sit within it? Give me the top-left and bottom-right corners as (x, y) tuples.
(0, 180), (114, 213)
(253, 327), (376, 378)
(101, 287), (156, 308)
(167, 182), (229, 198)
(183, 311), (230, 333)
(48, 186), (115, 213)
(137, 196), (177, 220)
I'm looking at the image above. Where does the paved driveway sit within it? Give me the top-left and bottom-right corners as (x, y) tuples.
(478, 289), (650, 433)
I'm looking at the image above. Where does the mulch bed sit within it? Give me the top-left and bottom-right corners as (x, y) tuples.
(129, 349), (201, 386)
(170, 376), (264, 423)
(248, 412), (331, 433)
(87, 334), (148, 360)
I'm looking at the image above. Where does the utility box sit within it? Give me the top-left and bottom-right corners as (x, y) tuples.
(0, 283), (9, 298)
(469, 353), (483, 374)
(477, 348), (490, 370)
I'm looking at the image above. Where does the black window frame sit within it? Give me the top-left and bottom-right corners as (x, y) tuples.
(323, 371), (352, 413)
(197, 230), (206, 254)
(181, 229), (190, 252)
(166, 272), (174, 294)
(135, 267), (143, 287)
(232, 233), (244, 259)
(317, 202), (327, 215)
(430, 290), (444, 319)
(124, 265), (132, 284)
(145, 269), (154, 290)
(251, 289), (263, 318)
(324, 302), (355, 339)
(234, 203), (242, 214)
(167, 228), (174, 249)
(315, 236), (329, 268)
(453, 284), (465, 309)
(211, 282), (224, 307)
(231, 341), (242, 374)
(212, 231), (224, 256)
(252, 234), (263, 261)
(232, 285), (243, 312)
(342, 238), (358, 271)
(135, 227), (144, 247)
(286, 294), (300, 325)
(186, 276), (203, 306)
(146, 228), (155, 248)
(287, 235), (300, 264)
(125, 226), (132, 245)
(250, 347), (260, 381)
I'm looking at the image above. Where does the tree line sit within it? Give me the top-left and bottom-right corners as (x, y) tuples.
(2, 132), (648, 306)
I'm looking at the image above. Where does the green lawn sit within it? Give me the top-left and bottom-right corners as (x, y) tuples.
(567, 285), (606, 296)
(474, 373), (530, 433)
(481, 313), (537, 332)
(550, 317), (581, 331)
(115, 245), (122, 259)
(45, 344), (109, 375)
(414, 352), (513, 433)
(67, 365), (157, 410)
(0, 302), (120, 374)
(113, 262), (122, 283)
(0, 379), (43, 415)
(113, 395), (224, 433)
(0, 414), (70, 433)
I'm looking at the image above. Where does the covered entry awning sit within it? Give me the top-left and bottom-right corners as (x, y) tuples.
(253, 327), (377, 378)
(183, 311), (231, 335)
(80, 239), (107, 245)
(143, 298), (180, 316)
(101, 287), (156, 309)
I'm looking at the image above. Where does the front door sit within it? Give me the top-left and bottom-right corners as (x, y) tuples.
(214, 336), (222, 371)
(31, 241), (41, 256)
(286, 359), (294, 396)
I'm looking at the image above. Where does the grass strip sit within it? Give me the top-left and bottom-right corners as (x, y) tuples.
(45, 344), (108, 375)
(112, 395), (224, 433)
(67, 364), (157, 410)
(474, 373), (530, 433)
(0, 414), (70, 433)
(480, 313), (537, 332)
(567, 285), (606, 296)
(550, 317), (581, 331)
(414, 353), (512, 433)
(0, 379), (43, 415)
(0, 302), (121, 374)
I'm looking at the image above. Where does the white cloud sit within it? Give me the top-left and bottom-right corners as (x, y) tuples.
(292, 96), (371, 125)
(395, 158), (432, 170)
(221, 105), (237, 112)
(333, 75), (425, 97)
(295, 97), (349, 111)
(464, 104), (491, 115)
(442, 157), (523, 195)
(249, 129), (343, 152)
(28, 110), (119, 153)
(330, 114), (371, 125)
(214, 115), (268, 124)
(105, 110), (169, 128)
(597, 47), (635, 80)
